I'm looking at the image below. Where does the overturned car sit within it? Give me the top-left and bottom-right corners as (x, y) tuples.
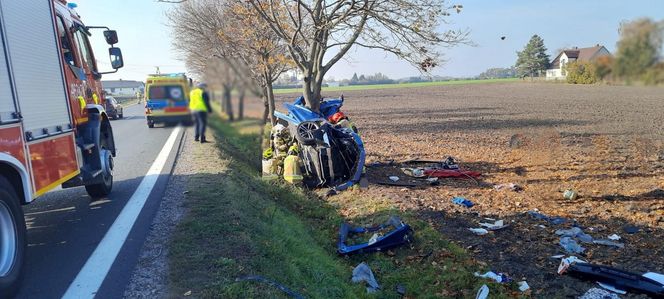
(265, 96), (365, 191)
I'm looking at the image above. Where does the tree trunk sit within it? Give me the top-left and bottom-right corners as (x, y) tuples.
(223, 85), (234, 121)
(266, 82), (276, 125)
(238, 88), (245, 121)
(302, 73), (321, 113)
(261, 94), (269, 125)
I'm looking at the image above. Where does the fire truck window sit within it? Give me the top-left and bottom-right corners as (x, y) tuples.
(74, 29), (97, 73)
(56, 17), (75, 66)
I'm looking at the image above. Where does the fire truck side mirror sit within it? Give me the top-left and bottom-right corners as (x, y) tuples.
(103, 30), (118, 45)
(109, 47), (124, 69)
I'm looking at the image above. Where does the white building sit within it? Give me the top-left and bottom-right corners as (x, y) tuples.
(101, 80), (144, 97)
(546, 45), (611, 80)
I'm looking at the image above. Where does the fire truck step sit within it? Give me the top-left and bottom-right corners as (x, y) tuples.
(81, 143), (96, 151)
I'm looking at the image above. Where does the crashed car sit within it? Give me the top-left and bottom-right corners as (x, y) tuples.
(272, 96), (365, 191)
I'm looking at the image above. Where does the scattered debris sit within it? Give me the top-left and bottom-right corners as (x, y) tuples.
(494, 183), (523, 192)
(527, 211), (568, 225)
(556, 227), (593, 243)
(395, 284), (406, 296)
(452, 197), (474, 208)
(235, 275), (304, 299)
(563, 189), (579, 200)
(338, 216), (413, 255)
(389, 176), (400, 182)
(479, 219), (509, 231)
(560, 237), (586, 254)
(592, 239), (625, 249)
(469, 228), (489, 235)
(623, 225), (640, 234)
(561, 262), (664, 297)
(597, 282), (626, 294)
(401, 167), (425, 178)
(425, 169), (481, 179)
(608, 234), (621, 241)
(183, 290), (192, 296)
(579, 288), (620, 299)
(474, 271), (511, 283)
(351, 262), (380, 294)
(475, 284), (489, 299)
(557, 256), (587, 274)
(517, 281), (530, 292)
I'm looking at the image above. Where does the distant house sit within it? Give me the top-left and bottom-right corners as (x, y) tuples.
(546, 45), (611, 80)
(102, 80), (144, 97)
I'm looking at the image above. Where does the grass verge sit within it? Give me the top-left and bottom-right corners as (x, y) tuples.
(169, 115), (517, 298)
(273, 78), (519, 94)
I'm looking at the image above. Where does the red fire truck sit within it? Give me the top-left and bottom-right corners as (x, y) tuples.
(0, 1), (124, 294)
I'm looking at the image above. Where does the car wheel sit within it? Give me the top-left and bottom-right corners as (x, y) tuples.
(0, 176), (26, 297)
(296, 121), (321, 145)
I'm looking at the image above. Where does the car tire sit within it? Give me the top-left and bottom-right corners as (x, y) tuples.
(296, 121), (321, 145)
(0, 176), (26, 297)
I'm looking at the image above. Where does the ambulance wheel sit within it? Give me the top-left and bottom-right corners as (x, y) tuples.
(0, 176), (26, 297)
(85, 148), (114, 198)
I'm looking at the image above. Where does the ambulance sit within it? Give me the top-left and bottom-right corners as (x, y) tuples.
(144, 73), (192, 128)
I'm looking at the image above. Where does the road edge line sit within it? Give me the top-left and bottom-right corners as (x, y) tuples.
(62, 126), (182, 299)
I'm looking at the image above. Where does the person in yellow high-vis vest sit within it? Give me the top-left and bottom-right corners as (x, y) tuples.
(189, 83), (212, 143)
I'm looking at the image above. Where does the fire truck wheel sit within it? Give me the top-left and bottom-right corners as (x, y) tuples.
(0, 176), (26, 297)
(85, 148), (114, 198)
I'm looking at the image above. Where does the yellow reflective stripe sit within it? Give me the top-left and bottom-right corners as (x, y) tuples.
(34, 170), (80, 197)
(78, 96), (86, 113)
(93, 93), (99, 105)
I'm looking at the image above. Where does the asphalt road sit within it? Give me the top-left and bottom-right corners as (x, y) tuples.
(16, 104), (185, 299)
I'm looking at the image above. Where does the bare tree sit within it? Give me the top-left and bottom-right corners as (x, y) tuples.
(168, 0), (292, 124)
(247, 0), (469, 112)
(217, 2), (293, 124)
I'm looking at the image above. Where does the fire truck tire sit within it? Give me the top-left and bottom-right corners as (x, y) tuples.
(85, 148), (114, 198)
(0, 176), (26, 297)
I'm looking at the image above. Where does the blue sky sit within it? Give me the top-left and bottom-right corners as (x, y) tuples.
(77, 0), (664, 81)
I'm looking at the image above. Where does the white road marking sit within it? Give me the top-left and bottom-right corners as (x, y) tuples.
(62, 126), (182, 299)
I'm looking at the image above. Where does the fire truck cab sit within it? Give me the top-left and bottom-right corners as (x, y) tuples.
(0, 1), (124, 295)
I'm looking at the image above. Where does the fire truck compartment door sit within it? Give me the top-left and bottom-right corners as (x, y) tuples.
(0, 19), (17, 124)
(0, 0), (72, 140)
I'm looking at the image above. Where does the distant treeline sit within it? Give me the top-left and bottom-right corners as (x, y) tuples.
(272, 72), (493, 89)
(477, 67), (517, 79)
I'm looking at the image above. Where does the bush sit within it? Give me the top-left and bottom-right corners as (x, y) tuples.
(642, 62), (664, 85)
(566, 61), (598, 84)
(594, 56), (614, 80)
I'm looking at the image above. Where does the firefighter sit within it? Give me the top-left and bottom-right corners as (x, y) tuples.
(189, 83), (212, 143)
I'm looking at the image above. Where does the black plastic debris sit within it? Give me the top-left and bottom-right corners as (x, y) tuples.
(338, 216), (413, 255)
(565, 263), (664, 297)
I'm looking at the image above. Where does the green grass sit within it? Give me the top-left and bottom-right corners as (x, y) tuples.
(169, 115), (517, 298)
(273, 78), (519, 94)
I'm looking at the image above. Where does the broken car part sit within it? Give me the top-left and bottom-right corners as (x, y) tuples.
(338, 216), (413, 255)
